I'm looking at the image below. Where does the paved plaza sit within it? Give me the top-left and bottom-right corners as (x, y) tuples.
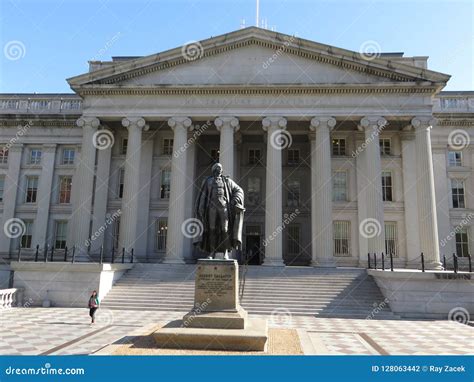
(0, 308), (472, 355)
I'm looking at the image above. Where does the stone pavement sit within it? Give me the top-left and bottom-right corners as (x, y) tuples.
(0, 308), (472, 355)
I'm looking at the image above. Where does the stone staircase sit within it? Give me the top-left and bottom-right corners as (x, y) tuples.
(101, 263), (397, 319)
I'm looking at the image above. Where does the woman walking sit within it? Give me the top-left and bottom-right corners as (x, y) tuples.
(88, 290), (99, 325)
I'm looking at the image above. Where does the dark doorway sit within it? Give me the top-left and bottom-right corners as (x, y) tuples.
(245, 234), (262, 265)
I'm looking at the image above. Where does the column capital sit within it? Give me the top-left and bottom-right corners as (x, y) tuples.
(215, 116), (239, 132)
(310, 116), (336, 131)
(168, 117), (192, 131)
(122, 117), (148, 131)
(358, 116), (387, 131)
(76, 116), (100, 129)
(262, 116), (287, 131)
(411, 116), (437, 130)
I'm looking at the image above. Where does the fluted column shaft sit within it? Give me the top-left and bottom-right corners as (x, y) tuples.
(215, 117), (239, 178)
(359, 116), (386, 254)
(310, 117), (336, 267)
(262, 117), (286, 266)
(119, 117), (148, 253)
(412, 117), (442, 269)
(164, 117), (192, 263)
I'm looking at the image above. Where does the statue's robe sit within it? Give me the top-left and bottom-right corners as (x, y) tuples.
(193, 175), (245, 253)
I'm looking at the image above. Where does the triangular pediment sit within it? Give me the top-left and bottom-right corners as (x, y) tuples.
(67, 27), (450, 91)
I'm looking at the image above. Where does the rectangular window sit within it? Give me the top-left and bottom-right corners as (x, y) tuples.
(0, 147), (9, 164)
(448, 151), (462, 167)
(248, 149), (261, 165)
(163, 138), (173, 156)
(29, 149), (42, 164)
(62, 148), (75, 165)
(160, 169), (171, 199)
(20, 220), (33, 249)
(25, 176), (39, 203)
(155, 218), (168, 251)
(451, 179), (465, 208)
(455, 227), (469, 257)
(287, 149), (300, 165)
(0, 176), (4, 202)
(247, 177), (261, 207)
(287, 224), (300, 255)
(118, 168), (125, 199)
(121, 138), (128, 155)
(332, 139), (346, 156)
(54, 221), (68, 249)
(113, 219), (120, 250)
(380, 138), (391, 156)
(382, 171), (393, 202)
(287, 180), (300, 207)
(334, 221), (351, 257)
(58, 176), (72, 204)
(333, 171), (347, 202)
(384, 222), (398, 257)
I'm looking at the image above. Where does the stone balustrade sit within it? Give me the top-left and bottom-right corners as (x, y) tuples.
(0, 96), (82, 114)
(0, 288), (24, 309)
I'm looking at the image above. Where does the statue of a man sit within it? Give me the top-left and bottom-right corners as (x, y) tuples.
(194, 163), (245, 259)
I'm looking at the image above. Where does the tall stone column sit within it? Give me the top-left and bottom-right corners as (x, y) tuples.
(411, 117), (442, 269)
(164, 117), (192, 263)
(215, 116), (239, 178)
(310, 117), (336, 267)
(119, 117), (148, 254)
(69, 117), (99, 254)
(0, 144), (23, 255)
(262, 116), (286, 266)
(358, 116), (386, 255)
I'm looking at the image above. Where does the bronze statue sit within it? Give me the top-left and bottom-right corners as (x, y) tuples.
(193, 163), (245, 259)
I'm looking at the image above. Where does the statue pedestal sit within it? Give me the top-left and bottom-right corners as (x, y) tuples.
(153, 259), (268, 351)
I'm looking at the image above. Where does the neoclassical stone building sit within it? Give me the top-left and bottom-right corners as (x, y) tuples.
(0, 27), (473, 269)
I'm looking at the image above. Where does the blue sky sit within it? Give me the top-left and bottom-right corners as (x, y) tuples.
(0, 0), (472, 93)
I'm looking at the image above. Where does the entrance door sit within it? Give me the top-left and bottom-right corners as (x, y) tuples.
(245, 235), (262, 265)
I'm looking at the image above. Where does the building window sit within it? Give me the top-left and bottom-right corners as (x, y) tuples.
(382, 171), (393, 202)
(333, 171), (347, 202)
(58, 176), (72, 204)
(113, 219), (120, 250)
(29, 149), (42, 165)
(455, 227), (469, 257)
(332, 139), (346, 156)
(380, 138), (391, 155)
(0, 176), (4, 202)
(287, 149), (300, 165)
(384, 222), (398, 257)
(160, 169), (171, 199)
(62, 148), (75, 165)
(334, 221), (350, 256)
(451, 179), (465, 208)
(448, 151), (462, 167)
(121, 138), (128, 155)
(163, 138), (173, 156)
(54, 221), (68, 249)
(287, 224), (300, 255)
(210, 148), (220, 163)
(0, 148), (8, 164)
(247, 177), (261, 207)
(248, 149), (261, 165)
(287, 180), (300, 207)
(25, 176), (39, 203)
(118, 168), (125, 199)
(155, 218), (168, 251)
(20, 220), (33, 249)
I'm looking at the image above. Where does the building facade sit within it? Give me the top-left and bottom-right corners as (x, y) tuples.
(0, 28), (473, 268)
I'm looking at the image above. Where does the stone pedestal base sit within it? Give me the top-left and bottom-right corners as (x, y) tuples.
(183, 305), (248, 329)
